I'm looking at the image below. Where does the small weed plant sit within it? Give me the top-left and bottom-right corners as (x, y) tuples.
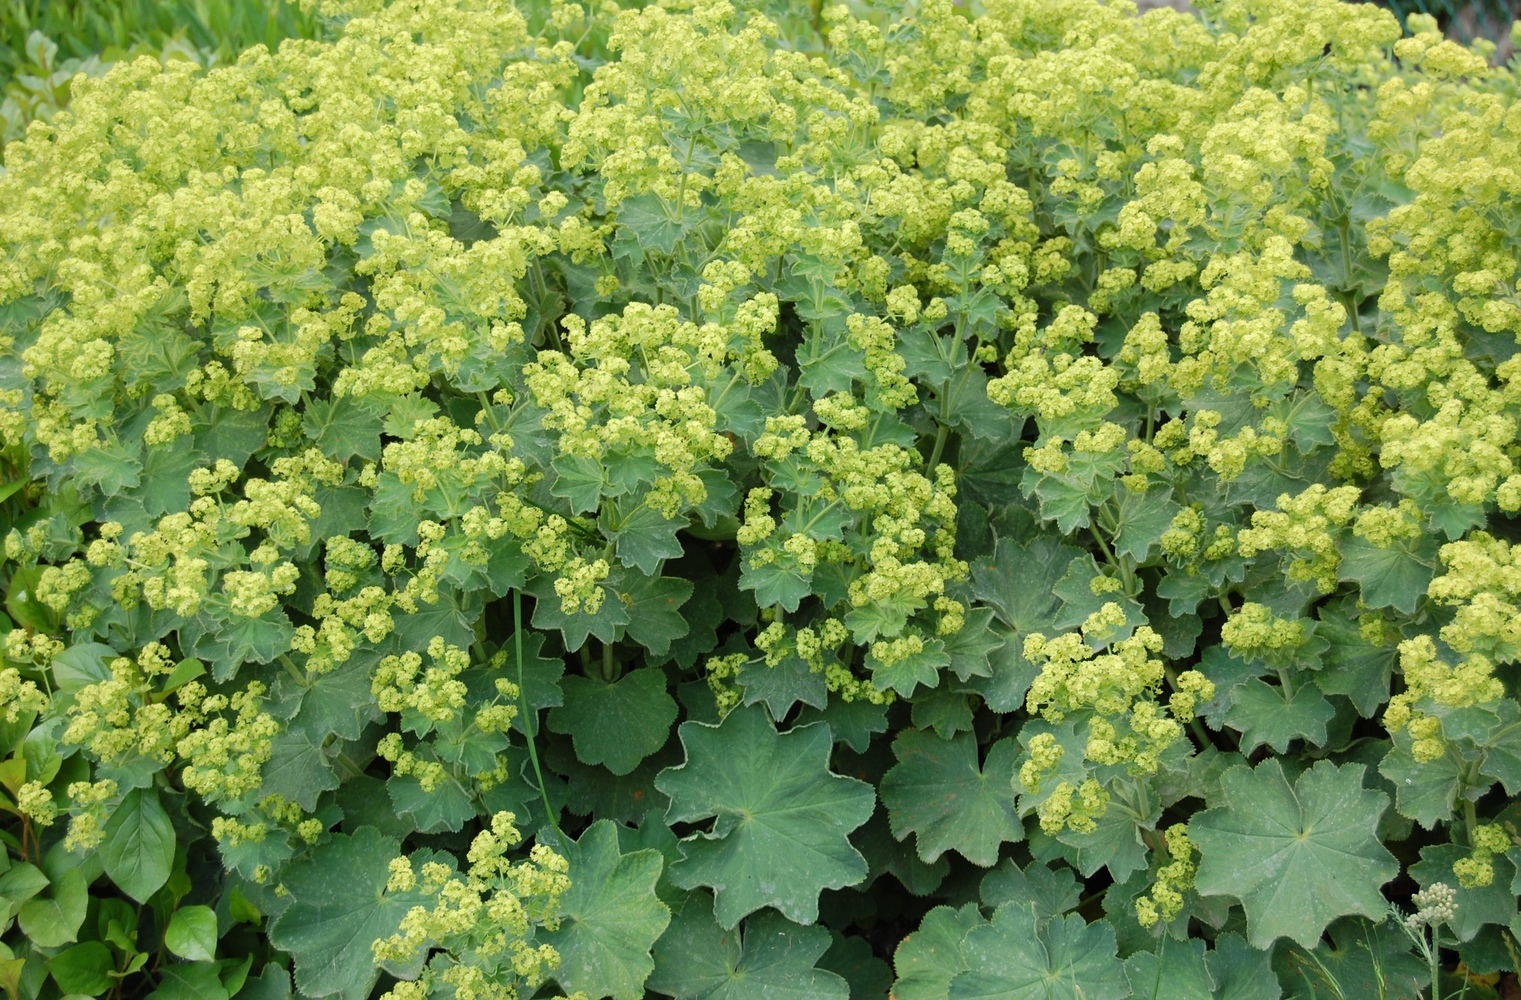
(1, 0), (1520, 997)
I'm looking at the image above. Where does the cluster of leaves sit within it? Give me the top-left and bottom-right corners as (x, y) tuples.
(2, 0), (1521, 997)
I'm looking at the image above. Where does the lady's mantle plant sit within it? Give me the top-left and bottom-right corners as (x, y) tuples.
(2, 0), (1521, 996)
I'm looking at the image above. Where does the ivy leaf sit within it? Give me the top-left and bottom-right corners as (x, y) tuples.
(618, 574), (692, 658)
(892, 903), (984, 1000)
(949, 905), (1129, 1000)
(880, 732), (1022, 866)
(541, 820), (670, 1000)
(656, 705), (875, 927)
(1191, 760), (1398, 949)
(267, 828), (436, 1000)
(1336, 534), (1438, 615)
(101, 787), (176, 903)
(1123, 937), (1212, 1000)
(1222, 678), (1334, 753)
(549, 667), (678, 776)
(647, 894), (849, 999)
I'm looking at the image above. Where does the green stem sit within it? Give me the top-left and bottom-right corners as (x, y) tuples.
(925, 422), (950, 475)
(278, 654), (307, 687)
(601, 640), (618, 683)
(1276, 665), (1296, 700)
(514, 590), (563, 844)
(1428, 924), (1442, 1000)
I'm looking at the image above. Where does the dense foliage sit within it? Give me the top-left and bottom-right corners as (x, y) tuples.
(0, 0), (323, 142)
(2, 0), (1521, 996)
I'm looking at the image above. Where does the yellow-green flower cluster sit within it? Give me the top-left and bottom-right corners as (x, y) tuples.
(374, 812), (570, 1000)
(1235, 485), (1361, 593)
(1136, 824), (1198, 928)
(0, 665), (49, 722)
(373, 636), (472, 728)
(1383, 533), (1518, 750)
(1023, 622), (1208, 779)
(1452, 823), (1514, 889)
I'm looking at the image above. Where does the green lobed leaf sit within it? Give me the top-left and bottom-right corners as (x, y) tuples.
(1205, 932), (1280, 1000)
(267, 827), (438, 1000)
(1191, 759), (1399, 949)
(619, 574), (693, 658)
(656, 706), (875, 928)
(1378, 733), (1462, 829)
(542, 819), (670, 1000)
(879, 731), (1022, 867)
(891, 903), (985, 1000)
(647, 894), (849, 1000)
(948, 905), (1129, 1000)
(1336, 533), (1438, 615)
(549, 667), (678, 776)
(1221, 678), (1334, 753)
(1123, 937), (1212, 1000)
(978, 861), (1081, 919)
(260, 731), (339, 812)
(1408, 844), (1517, 942)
